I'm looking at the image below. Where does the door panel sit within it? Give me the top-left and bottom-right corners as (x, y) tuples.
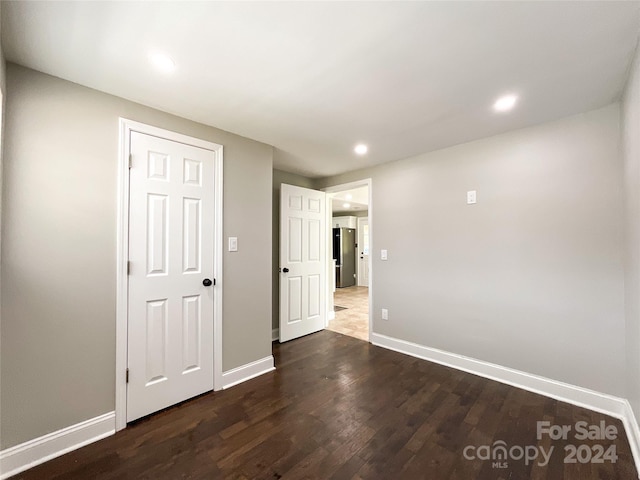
(145, 299), (168, 384)
(147, 194), (168, 275)
(182, 198), (201, 273)
(288, 217), (303, 262)
(127, 131), (215, 422)
(182, 295), (201, 373)
(280, 184), (326, 342)
(288, 276), (302, 323)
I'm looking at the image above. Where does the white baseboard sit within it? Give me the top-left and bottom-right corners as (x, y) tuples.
(371, 333), (626, 416)
(0, 411), (115, 479)
(222, 355), (275, 389)
(272, 328), (279, 342)
(371, 332), (640, 477)
(621, 400), (640, 478)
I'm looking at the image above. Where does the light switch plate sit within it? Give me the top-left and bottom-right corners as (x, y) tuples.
(228, 237), (238, 252)
(381, 249), (388, 261)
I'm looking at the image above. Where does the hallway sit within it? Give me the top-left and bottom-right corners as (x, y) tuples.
(326, 286), (369, 341)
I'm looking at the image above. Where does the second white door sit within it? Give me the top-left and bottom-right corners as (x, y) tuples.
(127, 131), (216, 422)
(357, 217), (370, 287)
(280, 184), (326, 342)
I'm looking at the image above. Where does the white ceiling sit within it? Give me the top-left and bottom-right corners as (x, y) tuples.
(3, 1), (639, 178)
(330, 186), (369, 214)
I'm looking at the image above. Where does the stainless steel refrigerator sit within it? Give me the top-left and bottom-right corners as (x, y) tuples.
(333, 227), (356, 288)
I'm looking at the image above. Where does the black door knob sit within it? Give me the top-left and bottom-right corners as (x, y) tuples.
(203, 278), (213, 287)
(282, 268), (290, 273)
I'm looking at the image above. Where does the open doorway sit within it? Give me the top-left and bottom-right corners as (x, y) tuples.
(324, 181), (371, 342)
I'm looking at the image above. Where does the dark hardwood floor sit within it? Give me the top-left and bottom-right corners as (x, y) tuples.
(11, 331), (637, 479)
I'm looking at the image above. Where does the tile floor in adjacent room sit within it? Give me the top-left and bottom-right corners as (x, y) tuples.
(326, 285), (369, 341)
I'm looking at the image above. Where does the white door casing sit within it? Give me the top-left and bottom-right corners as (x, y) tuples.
(126, 131), (216, 422)
(357, 217), (370, 287)
(279, 184), (326, 342)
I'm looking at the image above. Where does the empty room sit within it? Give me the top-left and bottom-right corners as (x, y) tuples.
(2, 1), (640, 479)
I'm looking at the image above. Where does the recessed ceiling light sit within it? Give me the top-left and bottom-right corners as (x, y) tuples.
(149, 52), (176, 73)
(343, 203), (351, 208)
(354, 144), (368, 155)
(493, 94), (518, 112)
(345, 194), (353, 200)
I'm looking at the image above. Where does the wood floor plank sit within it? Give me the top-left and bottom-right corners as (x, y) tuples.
(9, 330), (637, 480)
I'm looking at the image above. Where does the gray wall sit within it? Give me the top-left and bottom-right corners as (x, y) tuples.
(623, 40), (640, 420)
(0, 1), (5, 454)
(317, 104), (626, 396)
(0, 1), (5, 92)
(1, 64), (273, 449)
(272, 169), (315, 333)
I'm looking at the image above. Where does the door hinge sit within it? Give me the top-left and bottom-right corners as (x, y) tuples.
(127, 261), (131, 275)
(213, 278), (216, 286)
(126, 368), (129, 383)
(128, 154), (132, 169)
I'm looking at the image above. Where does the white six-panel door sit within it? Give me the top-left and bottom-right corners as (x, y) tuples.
(280, 184), (326, 342)
(357, 217), (370, 287)
(127, 131), (215, 422)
